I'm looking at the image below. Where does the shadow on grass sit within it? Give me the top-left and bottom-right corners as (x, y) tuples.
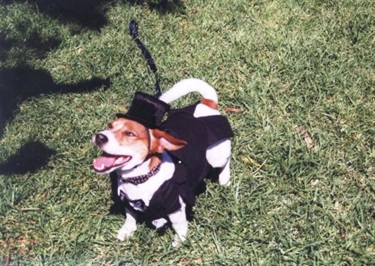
(3, 0), (186, 31)
(2, 0), (109, 31)
(0, 29), (62, 61)
(0, 141), (56, 175)
(0, 66), (111, 138)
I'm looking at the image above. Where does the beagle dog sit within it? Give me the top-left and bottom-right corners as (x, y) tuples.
(92, 78), (233, 247)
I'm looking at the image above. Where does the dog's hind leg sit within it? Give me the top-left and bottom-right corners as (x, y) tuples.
(218, 158), (231, 186)
(206, 139), (231, 186)
(117, 208), (137, 241)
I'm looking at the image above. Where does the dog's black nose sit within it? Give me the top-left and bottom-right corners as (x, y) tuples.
(95, 133), (108, 146)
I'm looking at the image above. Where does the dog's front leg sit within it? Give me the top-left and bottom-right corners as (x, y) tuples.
(168, 197), (188, 247)
(117, 208), (137, 241)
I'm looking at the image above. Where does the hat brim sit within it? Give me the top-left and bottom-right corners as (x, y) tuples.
(116, 113), (158, 129)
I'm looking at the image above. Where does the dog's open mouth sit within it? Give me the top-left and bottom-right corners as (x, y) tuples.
(93, 153), (132, 173)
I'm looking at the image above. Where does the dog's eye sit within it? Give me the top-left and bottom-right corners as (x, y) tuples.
(124, 131), (136, 137)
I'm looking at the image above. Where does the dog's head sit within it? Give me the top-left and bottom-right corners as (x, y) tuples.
(92, 118), (186, 174)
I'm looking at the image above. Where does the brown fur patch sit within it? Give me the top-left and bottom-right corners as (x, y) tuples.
(201, 98), (218, 110)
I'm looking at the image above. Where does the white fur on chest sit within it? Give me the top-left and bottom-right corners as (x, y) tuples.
(117, 152), (175, 207)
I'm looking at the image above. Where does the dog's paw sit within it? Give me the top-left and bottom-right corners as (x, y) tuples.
(117, 227), (136, 241)
(219, 179), (231, 186)
(219, 174), (231, 186)
(172, 234), (186, 248)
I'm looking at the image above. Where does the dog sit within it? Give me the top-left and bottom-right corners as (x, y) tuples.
(92, 78), (233, 247)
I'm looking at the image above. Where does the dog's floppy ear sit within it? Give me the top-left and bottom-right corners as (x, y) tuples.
(151, 129), (187, 153)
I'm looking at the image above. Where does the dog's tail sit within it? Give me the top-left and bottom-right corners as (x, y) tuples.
(159, 78), (218, 105)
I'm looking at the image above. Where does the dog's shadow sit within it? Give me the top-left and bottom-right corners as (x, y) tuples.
(0, 141), (56, 175)
(0, 66), (110, 138)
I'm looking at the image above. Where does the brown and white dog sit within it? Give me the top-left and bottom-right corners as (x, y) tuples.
(92, 78), (233, 247)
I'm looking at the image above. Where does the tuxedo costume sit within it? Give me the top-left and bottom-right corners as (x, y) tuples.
(115, 93), (234, 221)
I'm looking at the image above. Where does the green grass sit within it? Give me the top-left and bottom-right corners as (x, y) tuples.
(1, 0), (374, 264)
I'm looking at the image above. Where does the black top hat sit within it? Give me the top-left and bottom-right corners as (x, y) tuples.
(116, 92), (170, 129)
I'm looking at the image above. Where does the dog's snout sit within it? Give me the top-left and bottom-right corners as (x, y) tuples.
(95, 133), (108, 146)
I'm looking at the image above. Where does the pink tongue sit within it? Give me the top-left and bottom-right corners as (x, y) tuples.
(93, 156), (117, 171)
(93, 155), (130, 172)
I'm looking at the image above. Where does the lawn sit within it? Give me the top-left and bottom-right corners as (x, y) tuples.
(0, 0), (374, 264)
